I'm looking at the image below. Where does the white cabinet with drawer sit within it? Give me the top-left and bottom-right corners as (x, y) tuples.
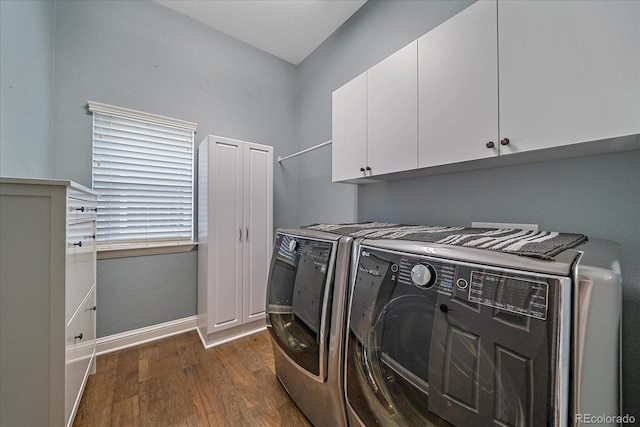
(0, 178), (97, 427)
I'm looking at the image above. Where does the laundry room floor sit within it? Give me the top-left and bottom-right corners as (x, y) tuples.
(73, 330), (311, 426)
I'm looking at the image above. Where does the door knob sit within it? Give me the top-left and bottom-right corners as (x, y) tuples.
(486, 141), (495, 148)
(500, 138), (510, 145)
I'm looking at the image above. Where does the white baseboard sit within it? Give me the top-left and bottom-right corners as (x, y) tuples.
(96, 315), (197, 356)
(197, 320), (266, 349)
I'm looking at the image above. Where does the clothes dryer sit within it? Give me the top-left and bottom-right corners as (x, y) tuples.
(344, 236), (621, 426)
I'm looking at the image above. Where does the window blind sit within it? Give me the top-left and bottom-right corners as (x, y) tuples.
(90, 103), (196, 247)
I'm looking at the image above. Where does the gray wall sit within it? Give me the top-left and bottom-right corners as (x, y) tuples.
(49, 0), (297, 337)
(295, 0), (474, 224)
(295, 0), (639, 416)
(2, 0), (637, 416)
(0, 0), (55, 178)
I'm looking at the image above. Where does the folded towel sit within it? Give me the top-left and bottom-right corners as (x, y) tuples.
(303, 222), (587, 260)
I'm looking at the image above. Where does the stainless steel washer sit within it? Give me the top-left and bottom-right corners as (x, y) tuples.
(266, 228), (353, 427)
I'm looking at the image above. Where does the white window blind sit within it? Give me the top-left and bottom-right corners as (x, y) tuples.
(89, 101), (197, 247)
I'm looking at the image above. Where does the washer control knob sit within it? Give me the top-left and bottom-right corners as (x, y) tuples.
(288, 239), (297, 252)
(411, 264), (435, 288)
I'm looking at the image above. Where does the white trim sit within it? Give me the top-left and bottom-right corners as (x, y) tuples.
(88, 100), (198, 131)
(96, 316), (197, 355)
(197, 321), (267, 349)
(97, 241), (198, 259)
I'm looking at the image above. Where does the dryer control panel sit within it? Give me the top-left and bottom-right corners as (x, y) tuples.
(360, 246), (553, 321)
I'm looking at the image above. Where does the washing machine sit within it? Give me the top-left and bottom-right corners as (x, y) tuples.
(265, 228), (353, 427)
(343, 235), (622, 426)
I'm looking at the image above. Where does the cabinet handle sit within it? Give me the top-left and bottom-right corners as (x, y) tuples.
(500, 138), (510, 146)
(90, 207), (98, 212)
(74, 333), (83, 340)
(245, 227), (249, 240)
(84, 234), (96, 240)
(239, 228), (242, 241)
(90, 306), (97, 312)
(365, 166), (371, 174)
(360, 167), (365, 172)
(486, 141), (495, 148)
(73, 241), (82, 247)
(73, 206), (85, 212)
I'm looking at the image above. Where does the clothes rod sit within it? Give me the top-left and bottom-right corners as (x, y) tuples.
(277, 140), (332, 163)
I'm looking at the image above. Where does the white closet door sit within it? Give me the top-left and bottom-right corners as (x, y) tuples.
(207, 137), (244, 333)
(243, 142), (273, 323)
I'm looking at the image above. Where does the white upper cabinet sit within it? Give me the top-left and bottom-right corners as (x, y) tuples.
(332, 72), (367, 182)
(332, 40), (418, 182)
(498, 0), (640, 154)
(367, 40), (418, 176)
(418, 0), (499, 168)
(332, 0), (639, 183)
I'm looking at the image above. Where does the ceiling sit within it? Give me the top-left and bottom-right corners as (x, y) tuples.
(155, 0), (367, 66)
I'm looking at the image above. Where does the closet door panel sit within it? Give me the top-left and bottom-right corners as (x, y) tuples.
(243, 143), (273, 323)
(208, 138), (244, 333)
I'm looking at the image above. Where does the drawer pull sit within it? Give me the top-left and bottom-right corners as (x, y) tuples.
(73, 241), (82, 247)
(90, 306), (97, 312)
(85, 234), (96, 240)
(71, 207), (97, 212)
(74, 333), (83, 341)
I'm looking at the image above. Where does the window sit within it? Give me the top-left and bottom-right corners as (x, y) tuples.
(89, 101), (197, 252)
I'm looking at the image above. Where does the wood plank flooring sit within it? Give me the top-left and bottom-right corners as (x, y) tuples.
(73, 330), (312, 427)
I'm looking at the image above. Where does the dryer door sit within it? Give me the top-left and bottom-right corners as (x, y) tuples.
(266, 233), (336, 379)
(428, 269), (559, 426)
(345, 245), (567, 427)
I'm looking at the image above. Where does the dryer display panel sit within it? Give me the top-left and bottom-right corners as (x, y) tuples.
(345, 245), (568, 427)
(469, 271), (549, 320)
(267, 233), (336, 377)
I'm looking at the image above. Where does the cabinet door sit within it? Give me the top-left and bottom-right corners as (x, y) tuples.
(332, 72), (367, 182)
(499, 0), (640, 154)
(243, 142), (273, 323)
(207, 137), (244, 333)
(367, 40), (418, 176)
(418, 1), (498, 167)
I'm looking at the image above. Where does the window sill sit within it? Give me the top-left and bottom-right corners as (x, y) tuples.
(97, 242), (198, 260)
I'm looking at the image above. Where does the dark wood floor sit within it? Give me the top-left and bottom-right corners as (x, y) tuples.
(73, 330), (312, 427)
